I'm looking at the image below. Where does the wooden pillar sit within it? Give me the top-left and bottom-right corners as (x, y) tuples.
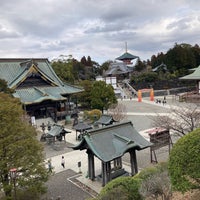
(87, 151), (95, 181)
(101, 161), (112, 186)
(114, 159), (117, 169)
(129, 150), (138, 176)
(106, 162), (111, 183)
(102, 161), (106, 186)
(119, 157), (122, 168)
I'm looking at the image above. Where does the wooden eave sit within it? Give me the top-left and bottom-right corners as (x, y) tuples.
(10, 64), (59, 89)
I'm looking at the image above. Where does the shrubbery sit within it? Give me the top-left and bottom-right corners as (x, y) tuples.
(98, 176), (143, 200)
(83, 109), (102, 122)
(169, 128), (200, 193)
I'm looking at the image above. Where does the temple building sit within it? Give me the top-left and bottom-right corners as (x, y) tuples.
(72, 121), (152, 186)
(102, 47), (139, 98)
(180, 65), (200, 94)
(0, 58), (83, 121)
(116, 51), (139, 65)
(104, 50), (139, 79)
(105, 42), (139, 79)
(152, 62), (168, 73)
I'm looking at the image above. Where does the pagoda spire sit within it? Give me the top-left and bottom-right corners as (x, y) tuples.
(125, 42), (127, 53)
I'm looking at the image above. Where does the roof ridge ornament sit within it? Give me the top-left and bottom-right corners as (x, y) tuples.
(34, 87), (48, 96)
(114, 133), (134, 144)
(20, 59), (38, 69)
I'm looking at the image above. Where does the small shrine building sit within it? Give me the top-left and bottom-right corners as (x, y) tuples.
(72, 121), (152, 186)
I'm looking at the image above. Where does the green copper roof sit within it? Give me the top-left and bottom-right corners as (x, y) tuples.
(0, 58), (83, 104)
(13, 86), (67, 105)
(72, 121), (152, 162)
(47, 124), (68, 137)
(180, 65), (200, 80)
(48, 124), (64, 137)
(0, 59), (61, 87)
(116, 52), (138, 61)
(95, 114), (116, 125)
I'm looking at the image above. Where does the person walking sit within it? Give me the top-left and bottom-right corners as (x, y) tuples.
(61, 156), (65, 168)
(47, 159), (53, 173)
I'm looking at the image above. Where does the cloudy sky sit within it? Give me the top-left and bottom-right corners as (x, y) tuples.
(0, 0), (200, 64)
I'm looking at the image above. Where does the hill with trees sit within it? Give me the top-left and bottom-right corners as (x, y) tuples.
(130, 43), (200, 90)
(51, 43), (200, 91)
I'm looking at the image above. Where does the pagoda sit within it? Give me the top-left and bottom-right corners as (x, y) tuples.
(116, 42), (139, 65)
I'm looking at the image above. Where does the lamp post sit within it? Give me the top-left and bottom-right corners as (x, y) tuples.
(10, 168), (17, 200)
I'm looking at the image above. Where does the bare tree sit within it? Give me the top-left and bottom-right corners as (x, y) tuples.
(107, 103), (127, 122)
(139, 170), (172, 200)
(151, 104), (200, 136)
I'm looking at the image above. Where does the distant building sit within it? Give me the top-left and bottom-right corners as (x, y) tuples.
(0, 58), (83, 121)
(180, 65), (200, 94)
(100, 48), (139, 98)
(104, 50), (139, 80)
(116, 51), (139, 65)
(152, 62), (168, 73)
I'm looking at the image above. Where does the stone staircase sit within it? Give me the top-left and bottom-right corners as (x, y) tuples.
(118, 79), (138, 99)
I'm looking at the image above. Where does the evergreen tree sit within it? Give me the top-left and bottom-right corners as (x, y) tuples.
(0, 93), (49, 198)
(77, 80), (93, 108)
(87, 56), (92, 66)
(0, 79), (14, 94)
(134, 58), (146, 72)
(80, 56), (87, 65)
(52, 59), (75, 84)
(90, 81), (117, 113)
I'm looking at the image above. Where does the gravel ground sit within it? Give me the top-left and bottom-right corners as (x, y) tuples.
(41, 169), (97, 200)
(42, 141), (74, 159)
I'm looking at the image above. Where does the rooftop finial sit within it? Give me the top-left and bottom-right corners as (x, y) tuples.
(125, 42), (127, 53)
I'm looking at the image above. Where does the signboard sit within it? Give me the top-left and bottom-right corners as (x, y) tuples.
(146, 128), (173, 163)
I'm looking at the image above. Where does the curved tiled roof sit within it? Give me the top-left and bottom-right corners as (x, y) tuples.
(13, 86), (67, 104)
(0, 58), (83, 104)
(116, 52), (139, 61)
(72, 121), (152, 162)
(180, 65), (200, 80)
(105, 62), (131, 75)
(94, 114), (116, 125)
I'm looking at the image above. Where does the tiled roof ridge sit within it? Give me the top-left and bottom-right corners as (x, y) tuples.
(8, 67), (29, 88)
(0, 58), (48, 62)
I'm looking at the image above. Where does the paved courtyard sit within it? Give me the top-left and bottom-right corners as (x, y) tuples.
(41, 169), (96, 200)
(37, 95), (183, 200)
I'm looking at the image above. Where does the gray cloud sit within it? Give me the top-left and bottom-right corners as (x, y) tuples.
(0, 0), (200, 63)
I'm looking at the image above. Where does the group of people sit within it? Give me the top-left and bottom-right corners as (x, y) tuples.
(156, 96), (167, 105)
(47, 155), (65, 173)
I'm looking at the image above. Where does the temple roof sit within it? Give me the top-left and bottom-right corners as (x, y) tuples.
(73, 121), (93, 132)
(0, 59), (61, 88)
(0, 58), (83, 104)
(152, 62), (167, 72)
(180, 65), (200, 80)
(116, 52), (138, 61)
(47, 124), (71, 137)
(13, 86), (70, 104)
(105, 62), (132, 75)
(72, 121), (152, 162)
(95, 114), (116, 126)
